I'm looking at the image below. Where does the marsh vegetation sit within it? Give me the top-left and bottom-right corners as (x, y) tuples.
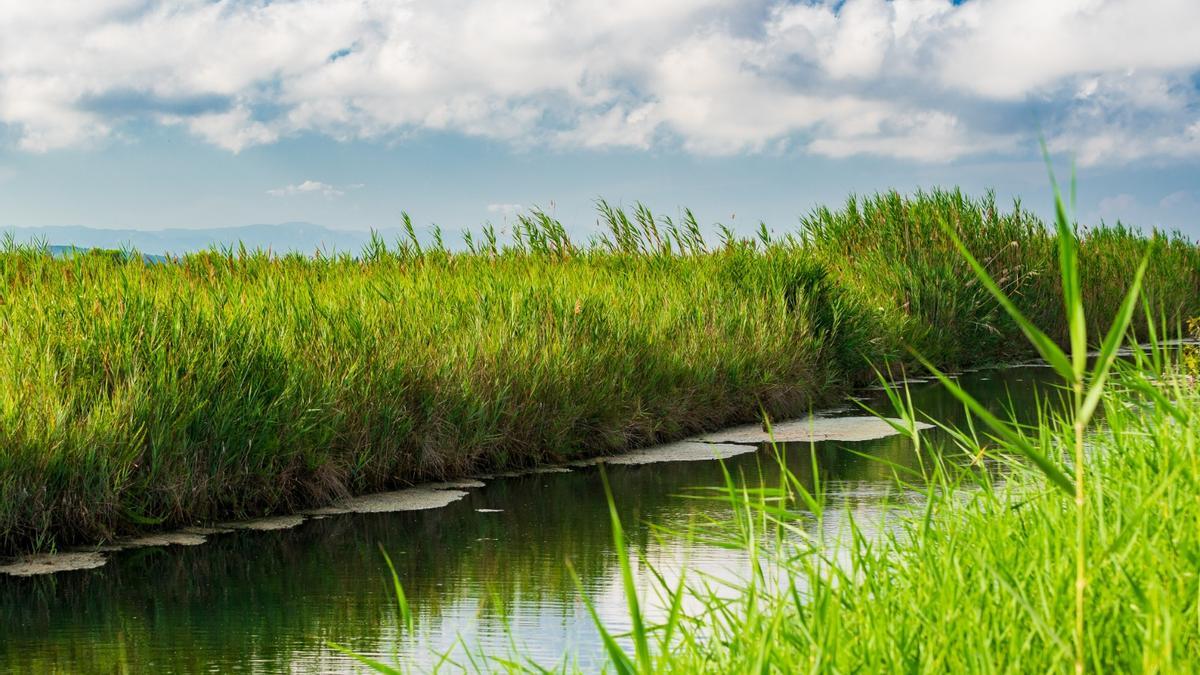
(0, 188), (1196, 565)
(334, 184), (1200, 672)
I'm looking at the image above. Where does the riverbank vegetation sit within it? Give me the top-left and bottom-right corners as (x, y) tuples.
(2, 189), (1198, 557)
(336, 184), (1200, 672)
(546, 341), (1200, 672)
(497, 187), (1200, 672)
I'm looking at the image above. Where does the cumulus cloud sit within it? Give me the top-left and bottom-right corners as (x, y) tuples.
(266, 180), (353, 198)
(1160, 190), (1196, 209)
(1097, 193), (1137, 217)
(486, 203), (524, 220)
(0, 0), (1198, 164)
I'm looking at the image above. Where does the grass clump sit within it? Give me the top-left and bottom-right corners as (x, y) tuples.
(1, 188), (1198, 557)
(584, 369), (1200, 672)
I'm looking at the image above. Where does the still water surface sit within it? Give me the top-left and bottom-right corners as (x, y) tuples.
(0, 365), (1055, 673)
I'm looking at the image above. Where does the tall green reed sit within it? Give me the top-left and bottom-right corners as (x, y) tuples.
(500, 177), (1187, 672)
(915, 165), (1148, 674)
(0, 189), (1196, 557)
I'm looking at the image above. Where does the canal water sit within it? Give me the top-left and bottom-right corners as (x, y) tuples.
(0, 365), (1056, 672)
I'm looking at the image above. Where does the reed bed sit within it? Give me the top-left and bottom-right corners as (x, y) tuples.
(500, 184), (1200, 673)
(1, 188), (1197, 556)
(538, 343), (1200, 673)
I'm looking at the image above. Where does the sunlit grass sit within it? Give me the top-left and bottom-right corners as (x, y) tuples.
(544, 184), (1200, 672)
(344, 184), (1199, 672)
(1, 189), (1197, 557)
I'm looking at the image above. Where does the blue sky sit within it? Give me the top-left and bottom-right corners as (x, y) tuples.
(1, 0), (1198, 244)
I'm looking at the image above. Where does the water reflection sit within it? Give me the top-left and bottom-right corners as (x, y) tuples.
(0, 366), (1056, 672)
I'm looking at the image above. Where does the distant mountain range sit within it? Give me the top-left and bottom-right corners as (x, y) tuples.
(2, 223), (406, 257)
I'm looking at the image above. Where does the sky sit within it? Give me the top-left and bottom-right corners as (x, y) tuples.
(0, 0), (1198, 246)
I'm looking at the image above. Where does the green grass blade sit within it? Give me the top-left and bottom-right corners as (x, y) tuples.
(378, 544), (414, 633)
(915, 353), (1073, 494)
(567, 559), (637, 675)
(1080, 254), (1148, 427)
(600, 468), (653, 673)
(938, 218), (1074, 381)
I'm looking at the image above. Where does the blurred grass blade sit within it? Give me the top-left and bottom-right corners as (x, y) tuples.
(379, 544), (414, 633)
(600, 468), (653, 673)
(567, 559), (637, 675)
(938, 218), (1074, 382)
(1080, 255), (1148, 427)
(914, 354), (1073, 494)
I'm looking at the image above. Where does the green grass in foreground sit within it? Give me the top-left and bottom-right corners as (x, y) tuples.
(1, 188), (1198, 556)
(546, 342), (1200, 673)
(344, 182), (1200, 672)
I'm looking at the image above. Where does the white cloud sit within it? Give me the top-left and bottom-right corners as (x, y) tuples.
(935, 0), (1200, 100)
(808, 110), (1019, 162)
(267, 180), (351, 198)
(182, 107), (279, 153)
(815, 0), (895, 80)
(0, 0), (1198, 163)
(1097, 193), (1137, 217)
(1087, 189), (1200, 230)
(486, 203), (523, 217)
(1160, 190), (1195, 209)
(1049, 118), (1200, 167)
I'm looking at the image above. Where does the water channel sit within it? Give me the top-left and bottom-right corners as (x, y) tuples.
(0, 364), (1057, 672)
